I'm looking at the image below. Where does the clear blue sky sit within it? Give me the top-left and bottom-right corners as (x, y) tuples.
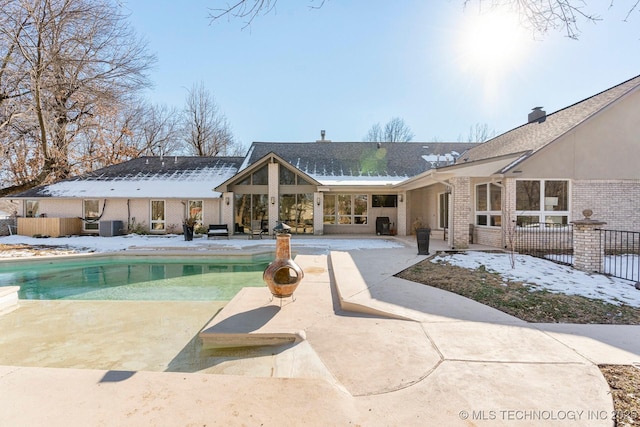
(124, 1), (640, 150)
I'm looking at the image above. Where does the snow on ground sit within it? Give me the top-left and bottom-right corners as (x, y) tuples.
(0, 233), (405, 255)
(435, 251), (640, 307)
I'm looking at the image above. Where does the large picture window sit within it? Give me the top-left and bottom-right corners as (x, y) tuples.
(279, 193), (313, 234)
(516, 180), (569, 226)
(234, 193), (268, 232)
(323, 194), (368, 225)
(475, 183), (501, 226)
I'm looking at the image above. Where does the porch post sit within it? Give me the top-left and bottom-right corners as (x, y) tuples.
(397, 192), (407, 236)
(571, 209), (606, 273)
(268, 162), (279, 234)
(449, 177), (471, 249)
(313, 192), (324, 235)
(221, 192), (234, 229)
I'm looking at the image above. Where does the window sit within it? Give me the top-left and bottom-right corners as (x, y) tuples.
(323, 194), (368, 225)
(438, 192), (449, 229)
(235, 165), (268, 186)
(25, 200), (39, 217)
(372, 195), (397, 208)
(516, 180), (569, 226)
(251, 165), (268, 185)
(187, 200), (203, 226)
(150, 200), (165, 231)
(279, 167), (312, 185)
(279, 167), (296, 185)
(83, 200), (100, 231)
(475, 183), (501, 226)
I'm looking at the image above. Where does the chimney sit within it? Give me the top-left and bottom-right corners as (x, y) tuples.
(316, 129), (331, 143)
(528, 107), (546, 124)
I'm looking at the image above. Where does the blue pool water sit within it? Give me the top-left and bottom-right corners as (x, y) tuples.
(0, 256), (271, 301)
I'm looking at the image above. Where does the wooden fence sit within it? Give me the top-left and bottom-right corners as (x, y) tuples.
(17, 217), (82, 237)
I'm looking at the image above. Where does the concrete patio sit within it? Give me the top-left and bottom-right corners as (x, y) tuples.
(0, 237), (639, 426)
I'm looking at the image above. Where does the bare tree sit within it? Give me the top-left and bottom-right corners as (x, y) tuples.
(465, 0), (639, 39)
(209, 0), (639, 38)
(135, 103), (182, 156)
(459, 123), (497, 142)
(362, 123), (384, 142)
(182, 82), (236, 156)
(364, 117), (414, 142)
(0, 0), (155, 197)
(209, 0), (325, 28)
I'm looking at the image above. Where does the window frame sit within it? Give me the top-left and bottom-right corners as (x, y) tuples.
(515, 179), (570, 226)
(25, 200), (39, 217)
(475, 182), (502, 227)
(323, 194), (368, 225)
(187, 200), (203, 226)
(150, 200), (166, 231)
(438, 192), (449, 229)
(83, 199), (100, 231)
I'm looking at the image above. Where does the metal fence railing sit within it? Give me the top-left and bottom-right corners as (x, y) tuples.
(599, 229), (640, 282)
(513, 223), (574, 266)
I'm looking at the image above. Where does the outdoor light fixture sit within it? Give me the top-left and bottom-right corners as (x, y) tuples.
(399, 194), (404, 203)
(316, 197), (321, 206)
(225, 197), (230, 205)
(270, 196), (275, 205)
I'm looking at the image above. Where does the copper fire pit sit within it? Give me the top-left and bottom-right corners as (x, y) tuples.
(263, 223), (304, 299)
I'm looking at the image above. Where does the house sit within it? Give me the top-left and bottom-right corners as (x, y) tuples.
(396, 74), (640, 249)
(5, 74), (640, 245)
(5, 142), (475, 237)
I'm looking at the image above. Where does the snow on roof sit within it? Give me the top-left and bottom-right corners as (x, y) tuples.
(43, 166), (238, 198)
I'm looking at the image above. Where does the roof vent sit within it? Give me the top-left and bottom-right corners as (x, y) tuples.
(528, 107), (546, 124)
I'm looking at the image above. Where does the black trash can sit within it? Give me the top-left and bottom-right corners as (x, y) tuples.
(416, 228), (430, 255)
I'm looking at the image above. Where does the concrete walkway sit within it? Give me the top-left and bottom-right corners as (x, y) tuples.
(1, 238), (639, 426)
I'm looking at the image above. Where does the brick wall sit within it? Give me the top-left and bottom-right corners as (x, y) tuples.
(572, 221), (605, 272)
(451, 176), (471, 249)
(572, 180), (640, 231)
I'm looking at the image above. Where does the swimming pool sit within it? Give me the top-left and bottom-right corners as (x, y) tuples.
(0, 255), (271, 301)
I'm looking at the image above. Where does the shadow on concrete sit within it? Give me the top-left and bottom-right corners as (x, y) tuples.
(99, 370), (136, 383)
(200, 305), (281, 334)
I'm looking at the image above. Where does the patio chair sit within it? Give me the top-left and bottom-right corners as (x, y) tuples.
(250, 220), (265, 239)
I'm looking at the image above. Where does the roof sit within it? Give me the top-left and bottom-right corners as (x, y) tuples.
(13, 156), (245, 198)
(459, 74), (640, 170)
(244, 141), (477, 185)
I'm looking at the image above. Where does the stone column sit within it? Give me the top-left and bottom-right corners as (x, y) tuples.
(571, 209), (606, 273)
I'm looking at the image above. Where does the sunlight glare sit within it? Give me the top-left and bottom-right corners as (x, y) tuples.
(456, 9), (529, 75)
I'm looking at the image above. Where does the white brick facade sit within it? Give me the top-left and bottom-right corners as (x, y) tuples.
(450, 176), (471, 249)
